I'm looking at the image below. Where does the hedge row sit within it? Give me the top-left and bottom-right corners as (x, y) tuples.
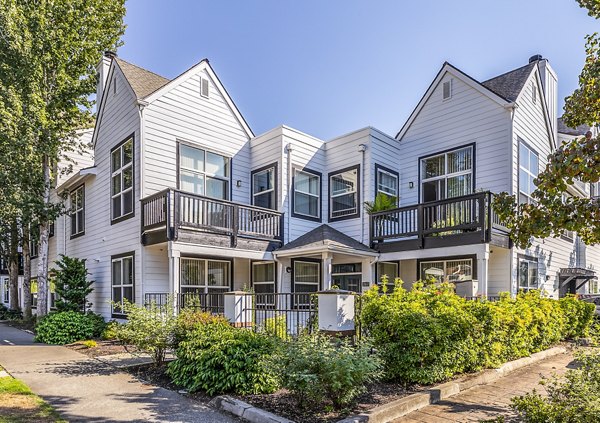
(360, 282), (595, 384)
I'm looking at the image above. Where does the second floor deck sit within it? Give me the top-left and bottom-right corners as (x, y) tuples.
(141, 189), (284, 251)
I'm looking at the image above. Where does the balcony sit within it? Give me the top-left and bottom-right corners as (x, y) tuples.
(141, 189), (283, 251)
(369, 191), (510, 252)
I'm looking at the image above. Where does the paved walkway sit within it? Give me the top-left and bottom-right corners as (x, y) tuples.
(395, 351), (576, 422)
(0, 323), (237, 422)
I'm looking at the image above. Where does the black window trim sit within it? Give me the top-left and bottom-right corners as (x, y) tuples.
(70, 183), (86, 239)
(292, 166), (322, 222)
(416, 254), (478, 281)
(250, 162), (278, 210)
(517, 137), (540, 205)
(110, 133), (135, 225)
(417, 142), (476, 203)
(328, 164), (361, 222)
(291, 257), (322, 294)
(375, 261), (400, 284)
(179, 255), (234, 291)
(176, 139), (233, 201)
(374, 164), (399, 201)
(111, 251), (135, 318)
(516, 253), (539, 291)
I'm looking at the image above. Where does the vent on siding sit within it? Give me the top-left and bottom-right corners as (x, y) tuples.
(532, 81), (537, 104)
(442, 79), (452, 100)
(200, 76), (209, 98)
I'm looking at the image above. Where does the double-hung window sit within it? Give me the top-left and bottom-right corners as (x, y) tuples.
(293, 259), (320, 308)
(179, 143), (230, 200)
(70, 185), (85, 237)
(112, 254), (134, 316)
(111, 138), (134, 222)
(420, 258), (473, 283)
(519, 141), (539, 204)
(329, 166), (360, 220)
(180, 258), (231, 294)
(252, 165), (276, 209)
(421, 145), (473, 202)
(518, 257), (538, 291)
(293, 168), (320, 220)
(375, 165), (399, 202)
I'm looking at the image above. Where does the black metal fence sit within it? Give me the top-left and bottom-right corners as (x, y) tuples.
(144, 292), (225, 314)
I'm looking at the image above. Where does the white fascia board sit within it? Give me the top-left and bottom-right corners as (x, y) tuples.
(273, 245), (378, 258)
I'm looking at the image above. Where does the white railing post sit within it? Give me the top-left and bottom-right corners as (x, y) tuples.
(316, 289), (355, 336)
(224, 291), (253, 328)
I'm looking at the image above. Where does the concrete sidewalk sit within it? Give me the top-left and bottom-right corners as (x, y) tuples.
(395, 351), (576, 422)
(0, 323), (238, 422)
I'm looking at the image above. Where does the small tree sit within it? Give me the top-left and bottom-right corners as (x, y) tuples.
(364, 192), (398, 214)
(53, 255), (94, 313)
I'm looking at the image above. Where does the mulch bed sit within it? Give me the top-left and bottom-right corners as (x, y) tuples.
(238, 382), (421, 423)
(65, 340), (141, 358)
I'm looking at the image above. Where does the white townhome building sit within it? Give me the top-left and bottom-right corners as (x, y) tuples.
(4, 52), (598, 319)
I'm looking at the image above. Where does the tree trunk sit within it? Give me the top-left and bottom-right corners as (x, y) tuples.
(8, 221), (20, 311)
(36, 155), (51, 318)
(22, 225), (32, 321)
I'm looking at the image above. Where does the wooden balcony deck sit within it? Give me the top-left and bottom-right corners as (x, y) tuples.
(140, 189), (283, 251)
(370, 191), (511, 252)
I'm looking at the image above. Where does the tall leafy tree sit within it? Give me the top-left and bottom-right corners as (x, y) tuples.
(494, 0), (600, 248)
(0, 0), (125, 317)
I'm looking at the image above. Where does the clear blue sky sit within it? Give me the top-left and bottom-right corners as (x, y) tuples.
(120, 0), (598, 140)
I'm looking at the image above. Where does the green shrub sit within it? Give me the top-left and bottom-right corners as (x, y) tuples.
(52, 255), (95, 312)
(512, 351), (600, 422)
(113, 300), (177, 366)
(360, 282), (595, 385)
(34, 311), (105, 344)
(174, 308), (229, 346)
(168, 320), (280, 395)
(0, 303), (23, 320)
(101, 320), (120, 340)
(279, 332), (382, 410)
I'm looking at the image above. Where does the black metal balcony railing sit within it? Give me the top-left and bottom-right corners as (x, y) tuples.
(141, 189), (284, 246)
(370, 191), (509, 250)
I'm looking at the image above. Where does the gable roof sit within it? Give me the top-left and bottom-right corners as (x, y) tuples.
(396, 62), (513, 140)
(557, 117), (590, 136)
(115, 58), (170, 99)
(481, 62), (536, 102)
(275, 224), (376, 254)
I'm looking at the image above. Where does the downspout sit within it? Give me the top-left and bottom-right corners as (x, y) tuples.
(505, 101), (517, 297)
(358, 143), (367, 244)
(286, 143), (293, 244)
(138, 101), (147, 302)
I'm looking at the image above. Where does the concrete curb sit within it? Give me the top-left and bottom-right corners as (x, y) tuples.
(338, 346), (567, 423)
(209, 396), (294, 423)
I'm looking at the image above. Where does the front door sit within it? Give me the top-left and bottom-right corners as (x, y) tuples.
(331, 263), (362, 292)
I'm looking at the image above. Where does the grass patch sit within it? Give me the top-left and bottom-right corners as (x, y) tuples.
(0, 376), (65, 423)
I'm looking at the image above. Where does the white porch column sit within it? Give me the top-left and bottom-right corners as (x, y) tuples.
(168, 247), (181, 308)
(322, 252), (333, 290)
(477, 247), (490, 297)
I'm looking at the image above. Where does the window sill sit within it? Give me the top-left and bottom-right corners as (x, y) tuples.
(328, 213), (360, 223)
(291, 212), (321, 223)
(111, 212), (135, 226)
(70, 231), (86, 240)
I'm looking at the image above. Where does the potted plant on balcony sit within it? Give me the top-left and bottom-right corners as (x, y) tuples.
(364, 193), (398, 243)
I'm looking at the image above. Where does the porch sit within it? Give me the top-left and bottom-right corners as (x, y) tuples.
(369, 191), (510, 253)
(140, 189), (283, 251)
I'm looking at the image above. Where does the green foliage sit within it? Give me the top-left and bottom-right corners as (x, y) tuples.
(81, 340), (97, 349)
(112, 300), (177, 366)
(512, 351), (600, 422)
(360, 282), (595, 384)
(168, 320), (280, 395)
(262, 314), (289, 340)
(0, 303), (23, 320)
(364, 192), (398, 214)
(278, 332), (382, 410)
(101, 320), (120, 340)
(173, 308), (229, 346)
(34, 311), (105, 345)
(53, 255), (94, 312)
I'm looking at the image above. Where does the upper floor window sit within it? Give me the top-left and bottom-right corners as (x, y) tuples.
(293, 168), (321, 220)
(518, 256), (538, 292)
(70, 184), (85, 237)
(329, 166), (360, 220)
(30, 238), (39, 259)
(179, 143), (230, 200)
(111, 137), (134, 222)
(519, 141), (539, 204)
(421, 145), (473, 202)
(375, 165), (399, 201)
(252, 164), (276, 209)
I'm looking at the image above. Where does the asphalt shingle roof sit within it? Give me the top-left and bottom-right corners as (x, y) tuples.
(277, 224), (375, 253)
(481, 62), (536, 102)
(557, 117), (590, 136)
(115, 58), (170, 99)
